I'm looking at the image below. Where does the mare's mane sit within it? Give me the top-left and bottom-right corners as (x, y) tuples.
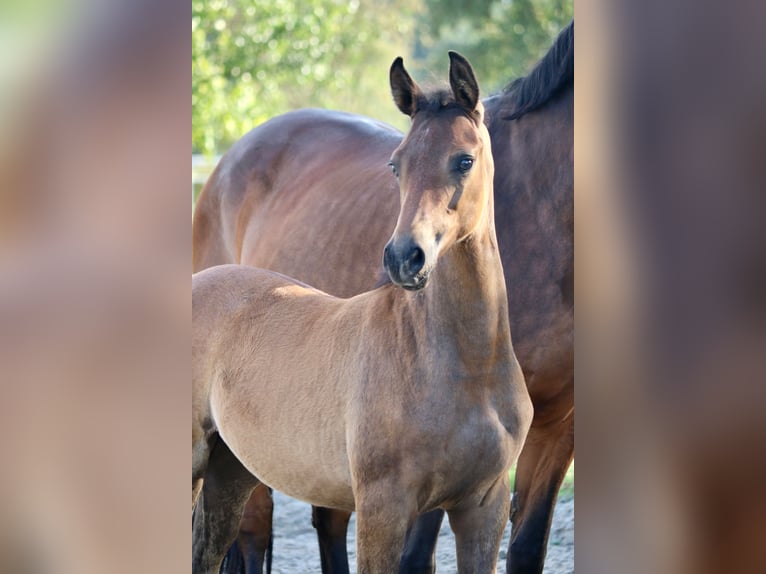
(501, 20), (573, 120)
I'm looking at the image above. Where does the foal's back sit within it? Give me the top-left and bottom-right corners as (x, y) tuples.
(193, 264), (361, 509)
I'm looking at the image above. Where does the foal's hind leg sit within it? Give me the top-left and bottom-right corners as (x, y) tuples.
(193, 436), (260, 574)
(447, 474), (511, 574)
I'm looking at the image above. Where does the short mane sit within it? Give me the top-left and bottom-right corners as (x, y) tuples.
(416, 88), (456, 112)
(501, 20), (573, 120)
(413, 88), (481, 118)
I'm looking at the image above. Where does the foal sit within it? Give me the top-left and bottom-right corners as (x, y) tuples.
(192, 52), (532, 574)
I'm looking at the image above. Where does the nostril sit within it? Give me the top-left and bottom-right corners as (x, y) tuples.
(383, 244), (392, 264)
(407, 246), (425, 275)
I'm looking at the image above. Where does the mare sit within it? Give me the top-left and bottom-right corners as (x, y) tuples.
(192, 52), (533, 574)
(193, 21), (574, 574)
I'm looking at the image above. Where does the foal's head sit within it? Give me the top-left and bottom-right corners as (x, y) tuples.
(383, 52), (494, 291)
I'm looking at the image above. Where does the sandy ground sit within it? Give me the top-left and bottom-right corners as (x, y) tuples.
(268, 491), (573, 573)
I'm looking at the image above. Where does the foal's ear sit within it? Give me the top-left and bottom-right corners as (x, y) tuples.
(448, 51), (480, 112)
(390, 56), (422, 117)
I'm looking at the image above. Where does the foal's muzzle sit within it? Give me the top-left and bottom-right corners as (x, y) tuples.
(383, 238), (429, 290)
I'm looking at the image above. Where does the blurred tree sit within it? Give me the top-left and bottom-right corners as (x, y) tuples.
(192, 0), (571, 155)
(412, 0), (573, 94)
(192, 0), (417, 155)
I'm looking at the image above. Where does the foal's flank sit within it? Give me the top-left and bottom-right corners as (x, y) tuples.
(192, 52), (532, 574)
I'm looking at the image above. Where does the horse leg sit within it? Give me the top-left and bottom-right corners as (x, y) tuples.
(239, 485), (274, 574)
(398, 509), (445, 574)
(219, 541), (245, 574)
(447, 474), (511, 574)
(312, 506), (351, 574)
(355, 485), (415, 574)
(193, 436), (260, 574)
(219, 484), (274, 574)
(506, 411), (574, 574)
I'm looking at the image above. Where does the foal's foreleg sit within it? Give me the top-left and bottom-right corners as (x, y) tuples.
(355, 484), (415, 574)
(448, 474), (511, 574)
(192, 437), (260, 574)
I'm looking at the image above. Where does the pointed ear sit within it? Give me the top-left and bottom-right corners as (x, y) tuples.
(390, 56), (423, 117)
(448, 51), (479, 112)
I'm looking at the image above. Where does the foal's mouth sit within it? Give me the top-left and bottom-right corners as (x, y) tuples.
(397, 269), (431, 291)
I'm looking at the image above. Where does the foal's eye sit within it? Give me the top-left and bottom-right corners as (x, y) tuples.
(387, 161), (399, 177)
(457, 157), (474, 174)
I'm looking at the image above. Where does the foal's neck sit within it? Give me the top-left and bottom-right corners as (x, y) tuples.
(424, 202), (512, 363)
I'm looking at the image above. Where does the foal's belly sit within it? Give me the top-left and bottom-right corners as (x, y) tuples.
(246, 454), (356, 511)
(212, 390), (356, 511)
(244, 434), (355, 511)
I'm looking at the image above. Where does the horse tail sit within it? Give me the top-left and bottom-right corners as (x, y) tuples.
(193, 165), (238, 273)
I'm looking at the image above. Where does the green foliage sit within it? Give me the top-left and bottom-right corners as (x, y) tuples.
(192, 0), (572, 155)
(412, 0), (573, 94)
(192, 0), (416, 154)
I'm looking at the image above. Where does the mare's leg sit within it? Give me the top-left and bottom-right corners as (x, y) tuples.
(219, 542), (244, 574)
(448, 474), (511, 574)
(193, 436), (260, 574)
(398, 509), (445, 574)
(220, 485), (274, 574)
(312, 506), (352, 574)
(506, 410), (574, 574)
(355, 483), (415, 574)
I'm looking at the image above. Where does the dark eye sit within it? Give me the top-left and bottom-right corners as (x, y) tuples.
(387, 161), (399, 177)
(457, 157), (474, 174)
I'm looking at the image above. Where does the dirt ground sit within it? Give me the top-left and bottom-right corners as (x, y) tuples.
(268, 491), (574, 573)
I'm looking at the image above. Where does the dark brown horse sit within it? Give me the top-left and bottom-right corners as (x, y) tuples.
(193, 52), (533, 574)
(192, 21), (573, 574)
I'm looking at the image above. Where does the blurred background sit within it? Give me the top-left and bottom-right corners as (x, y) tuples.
(192, 0), (572, 193)
(193, 0), (572, 155)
